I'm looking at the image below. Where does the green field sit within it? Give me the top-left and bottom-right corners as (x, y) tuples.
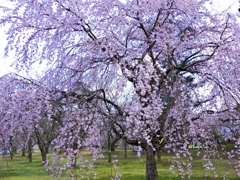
(0, 147), (238, 180)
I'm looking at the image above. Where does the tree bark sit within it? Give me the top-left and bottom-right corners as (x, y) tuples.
(10, 151), (13, 160)
(71, 141), (78, 168)
(28, 139), (32, 162)
(35, 130), (51, 164)
(9, 136), (14, 160)
(157, 147), (161, 162)
(21, 147), (26, 156)
(39, 145), (48, 164)
(108, 150), (112, 163)
(107, 132), (112, 162)
(41, 150), (47, 164)
(124, 141), (127, 158)
(37, 142), (50, 164)
(145, 143), (158, 180)
(12, 146), (17, 154)
(110, 137), (121, 151)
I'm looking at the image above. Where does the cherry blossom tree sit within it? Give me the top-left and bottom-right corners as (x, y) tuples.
(0, 74), (59, 163)
(1, 0), (240, 179)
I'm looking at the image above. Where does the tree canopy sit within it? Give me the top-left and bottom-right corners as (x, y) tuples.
(0, 0), (240, 179)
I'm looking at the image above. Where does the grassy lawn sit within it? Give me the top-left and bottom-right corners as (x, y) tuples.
(0, 153), (47, 180)
(0, 147), (238, 180)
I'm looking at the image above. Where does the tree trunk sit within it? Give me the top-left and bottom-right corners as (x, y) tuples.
(124, 141), (127, 158)
(10, 151), (13, 160)
(157, 147), (161, 161)
(38, 143), (49, 164)
(40, 149), (47, 164)
(22, 147), (26, 156)
(9, 136), (14, 160)
(107, 133), (112, 162)
(110, 144), (115, 151)
(71, 141), (77, 168)
(28, 139), (32, 162)
(145, 143), (158, 180)
(110, 137), (121, 151)
(12, 146), (17, 154)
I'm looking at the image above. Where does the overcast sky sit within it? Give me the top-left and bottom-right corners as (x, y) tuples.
(0, 0), (239, 77)
(0, 0), (13, 77)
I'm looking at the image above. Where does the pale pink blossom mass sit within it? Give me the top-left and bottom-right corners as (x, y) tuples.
(0, 0), (239, 180)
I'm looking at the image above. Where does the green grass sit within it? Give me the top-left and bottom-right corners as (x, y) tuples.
(0, 153), (47, 180)
(0, 147), (238, 180)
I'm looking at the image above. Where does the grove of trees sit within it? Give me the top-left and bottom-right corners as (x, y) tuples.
(0, 0), (240, 179)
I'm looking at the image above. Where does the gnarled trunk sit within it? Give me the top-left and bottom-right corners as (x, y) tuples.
(145, 143), (158, 180)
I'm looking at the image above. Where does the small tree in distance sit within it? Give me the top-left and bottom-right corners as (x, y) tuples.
(1, 0), (240, 179)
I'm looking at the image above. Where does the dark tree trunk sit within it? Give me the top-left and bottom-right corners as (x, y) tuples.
(9, 136), (14, 160)
(108, 150), (112, 163)
(10, 151), (13, 160)
(71, 155), (77, 168)
(145, 143), (158, 180)
(157, 147), (161, 161)
(110, 137), (121, 151)
(21, 147), (26, 156)
(107, 132), (112, 163)
(124, 141), (127, 158)
(12, 146), (17, 154)
(71, 141), (78, 168)
(39, 145), (48, 164)
(35, 130), (51, 164)
(41, 150), (47, 164)
(110, 145), (115, 151)
(28, 139), (32, 162)
(9, 146), (14, 160)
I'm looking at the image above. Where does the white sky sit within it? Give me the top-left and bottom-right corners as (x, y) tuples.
(0, 0), (239, 77)
(0, 0), (14, 76)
